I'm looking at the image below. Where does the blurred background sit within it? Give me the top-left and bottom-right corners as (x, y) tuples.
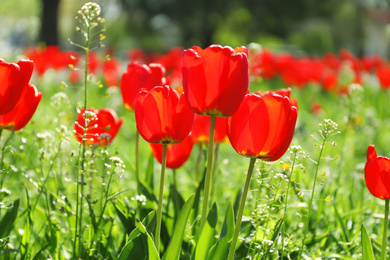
(1, 0), (390, 57)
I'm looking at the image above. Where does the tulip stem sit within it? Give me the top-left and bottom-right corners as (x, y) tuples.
(298, 136), (327, 260)
(200, 116), (216, 231)
(281, 151), (298, 260)
(381, 199), (389, 260)
(135, 131), (140, 194)
(228, 157), (256, 260)
(155, 143), (167, 253)
(0, 129), (13, 219)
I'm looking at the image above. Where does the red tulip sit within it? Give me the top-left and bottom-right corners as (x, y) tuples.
(149, 135), (194, 169)
(227, 92), (297, 161)
(120, 62), (166, 111)
(365, 145), (390, 199)
(181, 45), (249, 117)
(135, 85), (194, 144)
(191, 114), (228, 143)
(0, 59), (34, 115)
(0, 83), (42, 131)
(376, 66), (390, 89)
(74, 108), (123, 147)
(103, 57), (120, 87)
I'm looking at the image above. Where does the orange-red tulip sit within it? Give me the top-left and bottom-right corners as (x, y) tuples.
(135, 85), (194, 144)
(74, 108), (123, 147)
(149, 135), (194, 169)
(181, 45), (249, 117)
(191, 115), (228, 143)
(365, 145), (390, 199)
(0, 83), (42, 131)
(120, 62), (166, 111)
(227, 92), (297, 161)
(0, 59), (34, 115)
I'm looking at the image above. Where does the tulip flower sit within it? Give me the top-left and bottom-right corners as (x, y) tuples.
(135, 85), (194, 144)
(226, 92), (297, 260)
(365, 145), (390, 199)
(365, 145), (390, 260)
(181, 45), (249, 231)
(134, 85), (194, 251)
(149, 135), (194, 169)
(0, 59), (34, 115)
(120, 62), (166, 111)
(227, 92), (297, 161)
(0, 84), (42, 131)
(74, 108), (123, 147)
(181, 45), (249, 117)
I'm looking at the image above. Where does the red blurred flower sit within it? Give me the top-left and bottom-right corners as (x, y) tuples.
(74, 108), (123, 147)
(191, 115), (228, 143)
(227, 92), (297, 161)
(365, 145), (390, 199)
(149, 135), (194, 169)
(376, 66), (390, 89)
(322, 70), (338, 91)
(311, 102), (322, 115)
(103, 57), (120, 87)
(0, 59), (33, 115)
(0, 83), (42, 131)
(120, 62), (166, 111)
(135, 85), (194, 144)
(181, 45), (249, 117)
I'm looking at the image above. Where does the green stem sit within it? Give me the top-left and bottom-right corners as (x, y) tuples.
(0, 130), (13, 220)
(0, 130), (13, 191)
(228, 157), (256, 260)
(281, 154), (297, 260)
(298, 137), (327, 260)
(210, 143), (220, 203)
(381, 199), (389, 260)
(195, 143), (202, 182)
(199, 116), (216, 231)
(73, 23), (91, 259)
(136, 131), (140, 194)
(155, 143), (167, 253)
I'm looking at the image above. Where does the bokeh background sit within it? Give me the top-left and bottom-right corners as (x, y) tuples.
(1, 0), (390, 57)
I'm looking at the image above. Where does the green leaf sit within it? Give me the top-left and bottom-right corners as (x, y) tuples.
(361, 224), (375, 260)
(145, 153), (155, 189)
(192, 203), (218, 260)
(108, 189), (129, 201)
(233, 189), (242, 223)
(162, 194), (195, 260)
(118, 210), (156, 260)
(112, 201), (136, 234)
(138, 221), (160, 260)
(85, 196), (98, 232)
(170, 184), (185, 220)
(0, 198), (20, 238)
(208, 202), (235, 260)
(334, 202), (349, 243)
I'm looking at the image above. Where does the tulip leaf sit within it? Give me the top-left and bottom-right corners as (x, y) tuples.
(169, 184), (185, 220)
(361, 224), (375, 260)
(162, 194), (195, 260)
(0, 198), (20, 238)
(118, 210), (156, 260)
(192, 203), (218, 260)
(207, 202), (235, 260)
(137, 221), (160, 260)
(112, 201), (136, 234)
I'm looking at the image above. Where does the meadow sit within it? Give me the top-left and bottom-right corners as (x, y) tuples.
(1, 2), (390, 260)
